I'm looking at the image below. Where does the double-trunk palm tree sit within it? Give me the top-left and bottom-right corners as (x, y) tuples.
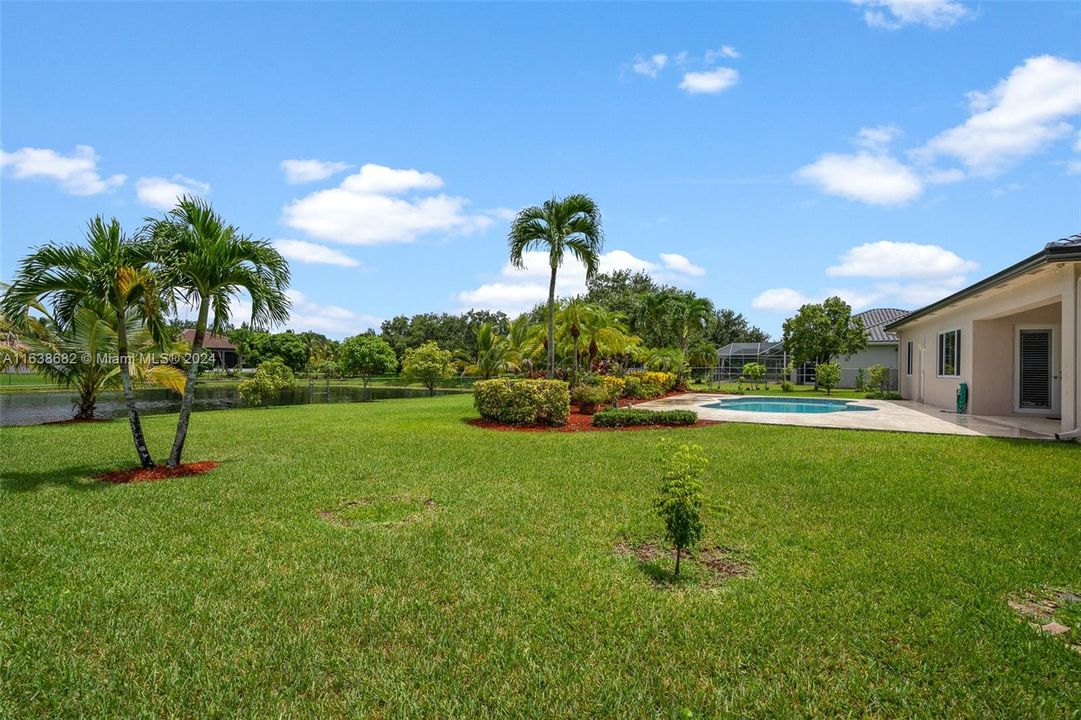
(147, 196), (290, 468)
(508, 195), (603, 379)
(2, 218), (167, 467)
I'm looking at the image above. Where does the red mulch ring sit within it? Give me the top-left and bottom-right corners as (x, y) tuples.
(467, 410), (718, 433)
(96, 461), (220, 484)
(43, 417), (112, 426)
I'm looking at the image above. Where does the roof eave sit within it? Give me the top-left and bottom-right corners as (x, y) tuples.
(885, 246), (1081, 330)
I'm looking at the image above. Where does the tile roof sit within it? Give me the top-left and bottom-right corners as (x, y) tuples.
(854, 308), (910, 344)
(180, 329), (236, 350)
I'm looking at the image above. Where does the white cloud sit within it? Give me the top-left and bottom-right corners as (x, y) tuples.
(678, 67), (740, 95)
(339, 164), (443, 194)
(281, 163), (490, 245)
(855, 124), (902, 151)
(632, 53), (668, 78)
(853, 0), (969, 30)
(753, 240), (978, 314)
(751, 288), (817, 312)
(272, 239), (360, 267)
(795, 151), (923, 205)
(456, 249), (706, 313)
(280, 158), (352, 184)
(916, 55), (1081, 176)
(660, 253), (706, 277)
(0, 145), (125, 195)
(704, 45), (741, 62)
(826, 241), (978, 279)
(135, 175), (210, 210)
(284, 289), (381, 336)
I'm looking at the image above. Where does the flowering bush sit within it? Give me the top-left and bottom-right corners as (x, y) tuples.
(474, 379), (570, 426)
(622, 371), (675, 399)
(598, 375), (625, 404)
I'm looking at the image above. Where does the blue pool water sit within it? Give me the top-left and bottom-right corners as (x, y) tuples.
(704, 397), (878, 414)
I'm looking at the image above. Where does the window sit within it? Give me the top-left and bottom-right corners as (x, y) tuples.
(938, 330), (960, 377)
(906, 341), (913, 376)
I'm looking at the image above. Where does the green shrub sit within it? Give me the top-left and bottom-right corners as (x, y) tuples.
(815, 362), (841, 395)
(571, 383), (608, 405)
(780, 379), (795, 392)
(653, 440), (708, 576)
(867, 363), (891, 393)
(238, 359), (294, 406)
(592, 408), (698, 428)
(865, 390), (902, 400)
(402, 341), (455, 396)
(856, 368), (866, 391)
(474, 379), (570, 426)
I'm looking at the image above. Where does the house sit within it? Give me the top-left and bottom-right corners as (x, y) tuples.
(180, 330), (239, 369)
(836, 308), (911, 389)
(714, 308), (910, 388)
(886, 236), (1081, 439)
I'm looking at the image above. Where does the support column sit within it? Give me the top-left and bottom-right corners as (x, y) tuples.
(1060, 265), (1079, 434)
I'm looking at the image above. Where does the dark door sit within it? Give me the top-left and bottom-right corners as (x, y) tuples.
(1017, 329), (1052, 410)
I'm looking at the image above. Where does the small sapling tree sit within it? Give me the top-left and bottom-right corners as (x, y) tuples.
(815, 361), (841, 396)
(742, 361), (766, 390)
(653, 440), (708, 576)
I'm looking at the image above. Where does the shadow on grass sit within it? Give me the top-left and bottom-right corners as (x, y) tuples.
(1, 466), (116, 494)
(636, 560), (701, 589)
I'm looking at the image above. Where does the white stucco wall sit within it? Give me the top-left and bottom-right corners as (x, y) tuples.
(894, 262), (1080, 434)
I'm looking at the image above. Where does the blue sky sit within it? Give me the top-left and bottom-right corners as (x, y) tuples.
(2, 1), (1079, 338)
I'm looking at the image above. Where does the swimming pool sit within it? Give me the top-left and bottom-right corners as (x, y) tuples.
(704, 397), (878, 414)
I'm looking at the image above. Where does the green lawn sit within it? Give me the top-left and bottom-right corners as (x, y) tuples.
(1, 395), (1078, 717)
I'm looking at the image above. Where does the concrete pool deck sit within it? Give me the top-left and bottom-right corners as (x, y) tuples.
(633, 393), (1062, 440)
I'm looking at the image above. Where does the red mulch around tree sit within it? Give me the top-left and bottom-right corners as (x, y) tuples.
(96, 461), (220, 484)
(467, 411), (718, 433)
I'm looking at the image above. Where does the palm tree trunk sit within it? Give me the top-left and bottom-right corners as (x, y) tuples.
(547, 265), (557, 379)
(572, 338), (579, 386)
(117, 321), (154, 468)
(167, 299), (209, 468)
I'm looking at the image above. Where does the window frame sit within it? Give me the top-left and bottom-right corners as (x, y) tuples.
(937, 329), (961, 378)
(906, 341), (913, 376)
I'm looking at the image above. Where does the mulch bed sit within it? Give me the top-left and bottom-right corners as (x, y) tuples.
(43, 418), (112, 426)
(467, 411), (718, 433)
(96, 461), (220, 484)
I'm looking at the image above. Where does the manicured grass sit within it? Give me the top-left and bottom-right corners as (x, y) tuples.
(1, 395), (1079, 717)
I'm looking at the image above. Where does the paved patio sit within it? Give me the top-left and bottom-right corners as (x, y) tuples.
(634, 393), (1062, 440)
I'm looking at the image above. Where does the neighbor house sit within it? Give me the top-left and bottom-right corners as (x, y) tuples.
(837, 308), (910, 389)
(180, 330), (239, 370)
(714, 308), (910, 388)
(886, 236), (1081, 439)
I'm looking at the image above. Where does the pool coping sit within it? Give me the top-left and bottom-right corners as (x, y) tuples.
(632, 393), (1045, 438)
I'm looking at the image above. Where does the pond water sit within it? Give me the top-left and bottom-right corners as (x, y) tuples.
(0, 384), (469, 427)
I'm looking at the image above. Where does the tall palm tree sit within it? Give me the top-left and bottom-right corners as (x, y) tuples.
(508, 194), (603, 378)
(673, 296), (713, 355)
(2, 218), (167, 467)
(147, 197), (290, 468)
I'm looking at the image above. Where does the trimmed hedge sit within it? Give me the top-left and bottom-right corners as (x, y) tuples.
(474, 379), (570, 426)
(591, 408), (698, 428)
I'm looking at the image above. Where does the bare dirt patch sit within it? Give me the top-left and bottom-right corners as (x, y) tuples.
(96, 461), (219, 484)
(1007, 587), (1081, 653)
(615, 539), (752, 588)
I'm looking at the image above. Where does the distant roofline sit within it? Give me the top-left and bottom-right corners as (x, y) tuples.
(886, 236), (1081, 331)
